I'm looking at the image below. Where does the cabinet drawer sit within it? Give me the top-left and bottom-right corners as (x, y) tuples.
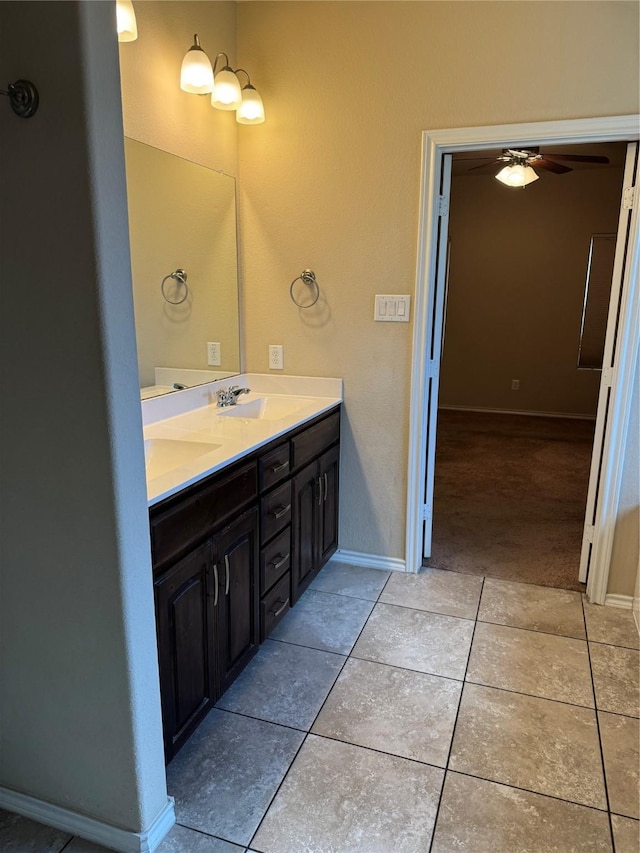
(261, 571), (291, 641)
(260, 480), (292, 545)
(259, 442), (291, 493)
(260, 525), (291, 595)
(292, 410), (340, 470)
(151, 461), (258, 570)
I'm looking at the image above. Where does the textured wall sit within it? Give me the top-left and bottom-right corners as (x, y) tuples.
(237, 1), (639, 561)
(441, 161), (625, 416)
(0, 0), (168, 834)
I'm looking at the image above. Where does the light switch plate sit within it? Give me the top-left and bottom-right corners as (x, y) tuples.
(374, 295), (411, 322)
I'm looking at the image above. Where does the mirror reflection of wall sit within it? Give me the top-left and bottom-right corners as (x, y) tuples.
(124, 137), (241, 396)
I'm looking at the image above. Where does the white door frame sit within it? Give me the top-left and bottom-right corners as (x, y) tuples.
(406, 115), (640, 603)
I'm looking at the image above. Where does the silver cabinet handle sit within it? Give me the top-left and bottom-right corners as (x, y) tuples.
(273, 504), (291, 520)
(270, 598), (289, 619)
(323, 472), (328, 503)
(224, 555), (230, 596)
(212, 563), (219, 607)
(270, 553), (289, 572)
(271, 460), (289, 474)
(317, 476), (323, 506)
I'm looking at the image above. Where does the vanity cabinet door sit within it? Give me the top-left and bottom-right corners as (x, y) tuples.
(318, 444), (340, 567)
(213, 506), (260, 695)
(292, 460), (321, 603)
(154, 539), (216, 762)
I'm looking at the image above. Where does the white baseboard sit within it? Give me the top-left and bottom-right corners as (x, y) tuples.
(604, 594), (634, 609)
(0, 787), (175, 853)
(332, 549), (407, 573)
(438, 404), (596, 421)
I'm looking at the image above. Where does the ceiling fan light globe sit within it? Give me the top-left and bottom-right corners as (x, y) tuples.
(496, 164), (539, 187)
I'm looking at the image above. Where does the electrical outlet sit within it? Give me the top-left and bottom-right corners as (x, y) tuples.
(207, 342), (221, 366)
(269, 344), (284, 370)
(511, 379), (520, 391)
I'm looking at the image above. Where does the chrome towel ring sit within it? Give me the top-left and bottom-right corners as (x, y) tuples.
(161, 268), (189, 305)
(290, 269), (320, 308)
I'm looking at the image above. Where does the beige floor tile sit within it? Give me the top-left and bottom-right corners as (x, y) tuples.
(351, 602), (474, 680)
(583, 599), (640, 649)
(252, 734), (443, 853)
(311, 657), (461, 766)
(599, 712), (640, 819)
(478, 578), (586, 639)
(611, 815), (640, 853)
(449, 683), (607, 809)
(466, 621), (594, 706)
(431, 772), (613, 853)
(379, 568), (483, 619)
(590, 643), (640, 718)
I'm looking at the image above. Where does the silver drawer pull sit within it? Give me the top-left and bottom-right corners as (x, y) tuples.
(224, 554), (230, 596)
(270, 553), (289, 572)
(323, 472), (328, 503)
(270, 598), (289, 619)
(270, 460), (289, 474)
(273, 504), (291, 520)
(317, 476), (324, 506)
(213, 563), (219, 607)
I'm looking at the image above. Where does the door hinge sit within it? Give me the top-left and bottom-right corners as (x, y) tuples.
(622, 186), (635, 210)
(422, 503), (432, 521)
(601, 365), (613, 387)
(583, 523), (595, 544)
(438, 195), (449, 217)
(427, 359), (439, 379)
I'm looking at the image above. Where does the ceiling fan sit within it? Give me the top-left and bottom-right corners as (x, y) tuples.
(465, 147), (610, 187)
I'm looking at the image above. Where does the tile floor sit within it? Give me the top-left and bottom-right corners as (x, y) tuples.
(2, 562), (639, 852)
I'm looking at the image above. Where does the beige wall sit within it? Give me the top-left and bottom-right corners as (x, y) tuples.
(440, 161), (625, 416)
(237, 1), (639, 571)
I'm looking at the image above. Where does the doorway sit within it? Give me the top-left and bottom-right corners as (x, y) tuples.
(405, 116), (640, 605)
(424, 142), (627, 592)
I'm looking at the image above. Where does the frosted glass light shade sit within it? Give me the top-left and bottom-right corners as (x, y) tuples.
(236, 86), (265, 124)
(116, 0), (137, 42)
(495, 164), (539, 187)
(180, 37), (214, 94)
(211, 69), (242, 110)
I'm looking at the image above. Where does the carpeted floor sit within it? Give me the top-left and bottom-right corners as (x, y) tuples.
(425, 410), (596, 592)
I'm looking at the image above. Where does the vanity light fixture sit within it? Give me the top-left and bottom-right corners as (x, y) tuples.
(211, 53), (243, 110)
(495, 161), (539, 188)
(116, 0), (138, 42)
(180, 34), (214, 94)
(235, 69), (265, 125)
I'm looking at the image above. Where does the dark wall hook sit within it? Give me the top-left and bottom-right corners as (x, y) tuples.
(1, 80), (39, 118)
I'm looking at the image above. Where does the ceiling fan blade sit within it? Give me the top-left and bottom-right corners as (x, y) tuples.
(544, 153), (610, 164)
(535, 158), (572, 174)
(466, 160), (501, 173)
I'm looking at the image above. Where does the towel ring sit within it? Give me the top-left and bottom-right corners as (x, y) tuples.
(290, 269), (320, 308)
(161, 268), (189, 305)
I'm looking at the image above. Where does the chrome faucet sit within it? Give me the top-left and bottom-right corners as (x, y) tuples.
(216, 385), (250, 407)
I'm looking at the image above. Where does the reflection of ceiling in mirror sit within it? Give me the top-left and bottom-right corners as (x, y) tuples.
(123, 138), (241, 395)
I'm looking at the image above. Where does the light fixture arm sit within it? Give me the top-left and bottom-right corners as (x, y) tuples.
(234, 68), (252, 87)
(212, 53), (233, 74)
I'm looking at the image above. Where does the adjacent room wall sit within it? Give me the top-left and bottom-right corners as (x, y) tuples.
(0, 0), (169, 843)
(440, 161), (625, 416)
(237, 1), (639, 572)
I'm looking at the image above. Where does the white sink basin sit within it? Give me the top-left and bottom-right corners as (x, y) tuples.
(144, 438), (222, 479)
(218, 396), (314, 421)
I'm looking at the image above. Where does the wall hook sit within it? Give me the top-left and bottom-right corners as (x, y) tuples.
(1, 80), (39, 118)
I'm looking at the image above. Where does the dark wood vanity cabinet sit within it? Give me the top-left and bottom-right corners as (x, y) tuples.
(151, 405), (340, 762)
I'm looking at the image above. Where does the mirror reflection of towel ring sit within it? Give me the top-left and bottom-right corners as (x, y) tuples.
(290, 269), (320, 308)
(161, 269), (189, 305)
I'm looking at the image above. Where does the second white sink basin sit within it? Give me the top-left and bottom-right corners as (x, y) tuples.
(218, 396), (314, 421)
(145, 438), (222, 480)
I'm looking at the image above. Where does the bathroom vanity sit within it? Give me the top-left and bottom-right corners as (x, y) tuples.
(143, 376), (342, 760)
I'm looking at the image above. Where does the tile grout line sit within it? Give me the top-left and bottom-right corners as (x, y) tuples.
(246, 570), (393, 852)
(427, 574), (486, 853)
(581, 593), (616, 852)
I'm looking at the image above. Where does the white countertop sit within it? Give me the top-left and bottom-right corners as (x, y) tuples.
(142, 374), (343, 507)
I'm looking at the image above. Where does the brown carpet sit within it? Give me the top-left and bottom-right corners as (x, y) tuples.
(425, 410), (595, 592)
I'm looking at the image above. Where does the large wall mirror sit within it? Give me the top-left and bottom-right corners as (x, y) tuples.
(124, 138), (241, 398)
